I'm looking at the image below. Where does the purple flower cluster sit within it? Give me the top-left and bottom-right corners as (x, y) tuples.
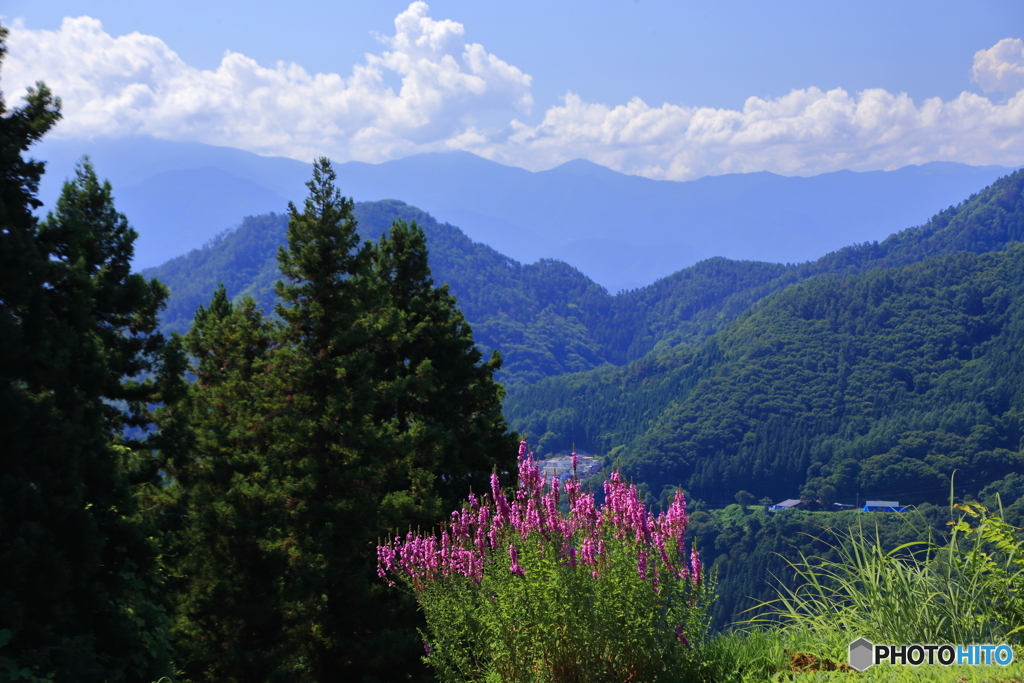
(377, 442), (702, 592)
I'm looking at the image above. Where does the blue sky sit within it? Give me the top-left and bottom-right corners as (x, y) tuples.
(4, 1), (1024, 179)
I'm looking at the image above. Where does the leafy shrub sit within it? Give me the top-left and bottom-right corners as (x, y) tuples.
(378, 443), (713, 683)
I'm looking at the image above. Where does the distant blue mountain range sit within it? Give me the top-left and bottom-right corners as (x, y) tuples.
(32, 135), (1019, 292)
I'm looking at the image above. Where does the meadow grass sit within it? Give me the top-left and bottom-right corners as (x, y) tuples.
(686, 496), (1024, 682)
(698, 627), (1024, 682)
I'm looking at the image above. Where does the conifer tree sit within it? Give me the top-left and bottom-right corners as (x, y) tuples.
(171, 158), (515, 681)
(0, 31), (180, 679)
(0, 24), (65, 675)
(269, 158), (415, 680)
(169, 287), (287, 682)
(372, 218), (516, 511)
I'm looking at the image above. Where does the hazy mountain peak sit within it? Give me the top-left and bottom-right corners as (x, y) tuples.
(544, 158), (625, 179)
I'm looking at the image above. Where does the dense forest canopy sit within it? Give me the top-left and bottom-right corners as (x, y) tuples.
(146, 203), (799, 393)
(0, 36), (183, 679)
(506, 170), (1024, 508)
(0, 34), (513, 678)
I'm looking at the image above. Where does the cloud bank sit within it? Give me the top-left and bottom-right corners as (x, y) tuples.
(5, 2), (1024, 180)
(3, 3), (532, 162)
(973, 38), (1024, 95)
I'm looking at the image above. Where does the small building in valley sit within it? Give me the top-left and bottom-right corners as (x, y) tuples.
(861, 500), (907, 513)
(538, 454), (602, 478)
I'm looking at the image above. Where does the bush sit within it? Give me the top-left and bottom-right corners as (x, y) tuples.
(378, 443), (713, 683)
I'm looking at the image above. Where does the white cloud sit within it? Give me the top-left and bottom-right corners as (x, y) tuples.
(3, 2), (532, 161)
(4, 11), (1024, 181)
(973, 38), (1024, 94)
(487, 85), (1024, 179)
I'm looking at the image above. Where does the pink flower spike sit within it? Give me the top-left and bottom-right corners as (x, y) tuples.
(489, 514), (501, 550)
(492, 474), (512, 525)
(376, 541), (397, 586)
(509, 543), (525, 576)
(475, 505), (490, 555)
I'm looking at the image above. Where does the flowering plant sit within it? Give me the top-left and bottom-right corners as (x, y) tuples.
(378, 442), (713, 683)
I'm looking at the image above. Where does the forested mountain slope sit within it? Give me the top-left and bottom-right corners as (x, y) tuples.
(145, 201), (791, 392)
(147, 202), (601, 391)
(506, 170), (1024, 508)
(149, 170), (1024, 401)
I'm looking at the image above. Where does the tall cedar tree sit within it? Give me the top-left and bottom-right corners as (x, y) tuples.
(170, 288), (287, 682)
(272, 159), (516, 680)
(269, 157), (389, 680)
(0, 29), (182, 680)
(372, 218), (514, 510)
(171, 158), (515, 682)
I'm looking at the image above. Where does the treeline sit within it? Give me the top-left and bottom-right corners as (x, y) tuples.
(1, 66), (182, 683)
(1, 46), (514, 682)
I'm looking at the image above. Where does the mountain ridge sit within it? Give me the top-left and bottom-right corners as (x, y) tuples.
(504, 169), (1024, 512)
(145, 167), (1024, 409)
(36, 135), (1019, 290)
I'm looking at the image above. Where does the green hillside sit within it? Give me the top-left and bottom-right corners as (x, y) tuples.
(506, 170), (1024, 510)
(145, 200), (792, 392)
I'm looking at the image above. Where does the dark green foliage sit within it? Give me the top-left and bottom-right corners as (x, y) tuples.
(146, 204), (796, 393)
(371, 218), (516, 507)
(505, 171), (1024, 509)
(0, 35), (179, 681)
(734, 491), (757, 506)
(169, 160), (515, 682)
(511, 244), (1024, 500)
(266, 159), (406, 680)
(169, 288), (286, 682)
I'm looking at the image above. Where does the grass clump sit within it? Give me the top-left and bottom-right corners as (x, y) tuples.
(694, 495), (1024, 682)
(701, 628), (1024, 682)
(756, 499), (1024, 645)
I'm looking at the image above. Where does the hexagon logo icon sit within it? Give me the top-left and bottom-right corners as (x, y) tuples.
(849, 638), (874, 672)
